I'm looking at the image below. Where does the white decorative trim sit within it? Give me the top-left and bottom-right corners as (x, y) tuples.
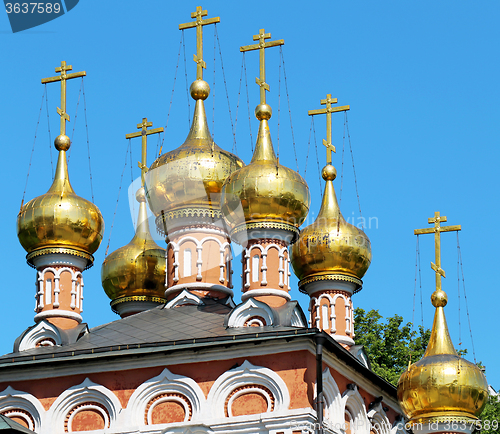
(342, 385), (370, 434)
(241, 288), (291, 302)
(167, 226), (229, 239)
(166, 290), (205, 309)
(291, 306), (307, 327)
(0, 386), (44, 433)
(18, 320), (62, 351)
(34, 309), (82, 324)
(333, 335), (355, 347)
(165, 282), (233, 298)
(368, 403), (391, 434)
(48, 378), (122, 434)
(67, 402), (109, 432)
(114, 300), (163, 317)
(126, 368), (206, 427)
(164, 426), (214, 434)
(32, 253), (87, 270)
(206, 360), (290, 418)
(226, 386), (272, 417)
(226, 299), (275, 328)
(315, 368), (343, 427)
(305, 280), (356, 296)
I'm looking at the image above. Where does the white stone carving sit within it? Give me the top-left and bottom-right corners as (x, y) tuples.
(206, 360), (290, 418)
(226, 299), (275, 328)
(341, 385), (370, 434)
(126, 368), (206, 427)
(166, 289), (205, 309)
(18, 320), (62, 351)
(368, 402), (391, 434)
(48, 378), (122, 434)
(0, 387), (44, 432)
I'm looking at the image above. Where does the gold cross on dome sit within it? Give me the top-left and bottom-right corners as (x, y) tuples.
(179, 6), (220, 80)
(41, 61), (86, 136)
(125, 118), (164, 186)
(414, 211), (461, 292)
(240, 29), (284, 104)
(308, 94), (350, 164)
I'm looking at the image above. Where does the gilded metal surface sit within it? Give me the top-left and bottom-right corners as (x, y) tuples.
(102, 120), (167, 304)
(221, 117), (310, 234)
(41, 61), (86, 136)
(178, 6), (220, 81)
(17, 150), (104, 267)
(298, 274), (363, 293)
(397, 213), (488, 424)
(146, 96), (243, 231)
(307, 93), (350, 164)
(26, 248), (94, 269)
(240, 29), (284, 105)
(110, 295), (166, 313)
(290, 165), (371, 282)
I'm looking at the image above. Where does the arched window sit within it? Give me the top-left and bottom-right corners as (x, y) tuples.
(183, 249), (192, 278)
(252, 255), (259, 282)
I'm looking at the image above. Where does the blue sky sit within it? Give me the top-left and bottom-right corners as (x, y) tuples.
(1, 1), (499, 389)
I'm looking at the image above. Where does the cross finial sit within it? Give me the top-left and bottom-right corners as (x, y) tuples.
(125, 118), (164, 186)
(414, 211), (461, 293)
(41, 61), (86, 136)
(240, 29), (284, 105)
(179, 6), (220, 81)
(308, 93), (350, 165)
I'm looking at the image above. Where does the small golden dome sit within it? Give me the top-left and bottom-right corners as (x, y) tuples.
(397, 290), (488, 425)
(145, 80), (243, 234)
(17, 135), (104, 268)
(290, 164), (371, 289)
(221, 107), (310, 239)
(101, 188), (166, 313)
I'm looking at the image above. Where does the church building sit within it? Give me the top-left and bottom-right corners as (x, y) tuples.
(0, 6), (488, 434)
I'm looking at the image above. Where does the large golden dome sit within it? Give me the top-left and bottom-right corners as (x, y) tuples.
(101, 188), (166, 314)
(221, 104), (309, 240)
(397, 290), (488, 425)
(291, 164), (371, 289)
(17, 134), (104, 268)
(145, 80), (243, 234)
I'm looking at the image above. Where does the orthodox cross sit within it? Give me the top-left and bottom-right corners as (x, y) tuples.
(308, 94), (350, 164)
(41, 61), (86, 136)
(414, 211), (461, 292)
(125, 118), (164, 186)
(179, 6), (220, 80)
(240, 29), (284, 105)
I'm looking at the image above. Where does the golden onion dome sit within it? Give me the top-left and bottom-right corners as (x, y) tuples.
(101, 187), (166, 315)
(397, 290), (488, 425)
(221, 103), (310, 241)
(17, 134), (104, 268)
(290, 164), (371, 290)
(145, 80), (243, 234)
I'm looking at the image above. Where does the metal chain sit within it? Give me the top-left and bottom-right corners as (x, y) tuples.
(159, 33), (182, 157)
(105, 140), (131, 257)
(277, 47), (281, 158)
(182, 30), (191, 127)
(345, 113), (364, 228)
(457, 235), (462, 348)
(339, 113), (346, 207)
(129, 133), (135, 219)
(21, 87), (46, 210)
(215, 25), (238, 155)
(418, 236), (423, 326)
(45, 84), (53, 178)
(212, 25), (216, 139)
(68, 78), (83, 165)
(243, 53), (253, 153)
(304, 116), (314, 176)
(312, 117), (321, 190)
(457, 232), (477, 363)
(280, 47), (299, 172)
(233, 56), (245, 151)
(81, 80), (95, 203)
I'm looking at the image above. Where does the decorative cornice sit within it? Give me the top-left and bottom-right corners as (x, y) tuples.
(110, 296), (166, 313)
(232, 222), (299, 239)
(299, 274), (363, 293)
(27, 248), (94, 270)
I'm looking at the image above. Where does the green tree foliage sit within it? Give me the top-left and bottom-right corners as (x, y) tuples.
(353, 308), (430, 386)
(479, 395), (500, 432)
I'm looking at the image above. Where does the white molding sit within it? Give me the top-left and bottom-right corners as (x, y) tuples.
(115, 300), (163, 317)
(226, 299), (275, 328)
(125, 368), (206, 428)
(368, 403), (391, 434)
(165, 282), (233, 298)
(342, 385), (370, 434)
(47, 377), (122, 434)
(241, 288), (291, 302)
(168, 226), (229, 239)
(0, 386), (44, 432)
(320, 368), (343, 426)
(333, 335), (355, 347)
(291, 306), (307, 327)
(34, 309), (82, 324)
(18, 320), (62, 351)
(166, 289), (205, 309)
(305, 280), (356, 296)
(32, 253), (87, 271)
(206, 360), (290, 418)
